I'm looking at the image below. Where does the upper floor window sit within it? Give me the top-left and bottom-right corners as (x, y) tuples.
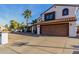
(62, 8), (69, 16)
(44, 12), (55, 21)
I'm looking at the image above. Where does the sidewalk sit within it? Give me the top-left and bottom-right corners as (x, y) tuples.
(0, 33), (79, 54)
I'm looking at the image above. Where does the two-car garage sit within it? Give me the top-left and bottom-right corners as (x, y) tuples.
(33, 17), (77, 37)
(40, 23), (69, 36)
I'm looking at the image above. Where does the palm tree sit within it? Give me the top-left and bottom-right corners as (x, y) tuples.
(22, 9), (32, 27)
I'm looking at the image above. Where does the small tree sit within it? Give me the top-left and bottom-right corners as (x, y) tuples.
(10, 20), (18, 31)
(32, 19), (37, 24)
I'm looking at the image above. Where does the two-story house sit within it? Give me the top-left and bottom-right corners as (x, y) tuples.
(32, 4), (79, 37)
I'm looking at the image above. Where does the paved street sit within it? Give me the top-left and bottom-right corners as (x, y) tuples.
(0, 32), (79, 54)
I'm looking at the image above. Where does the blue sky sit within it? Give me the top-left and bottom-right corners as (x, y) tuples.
(0, 4), (52, 26)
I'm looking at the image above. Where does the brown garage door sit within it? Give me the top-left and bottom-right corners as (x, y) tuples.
(40, 23), (69, 36)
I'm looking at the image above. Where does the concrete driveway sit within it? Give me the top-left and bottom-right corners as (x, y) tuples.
(0, 32), (79, 54)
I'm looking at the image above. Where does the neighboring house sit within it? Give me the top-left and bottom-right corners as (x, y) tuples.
(32, 4), (79, 37)
(0, 25), (6, 32)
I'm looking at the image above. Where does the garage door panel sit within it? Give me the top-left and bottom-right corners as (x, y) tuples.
(40, 24), (69, 36)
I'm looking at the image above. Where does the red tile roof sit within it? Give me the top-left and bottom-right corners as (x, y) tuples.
(34, 17), (76, 25)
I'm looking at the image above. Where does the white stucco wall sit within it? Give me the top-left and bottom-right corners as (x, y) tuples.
(41, 5), (77, 21)
(32, 26), (37, 34)
(75, 7), (79, 21)
(37, 16), (42, 23)
(37, 25), (40, 35)
(0, 32), (8, 44)
(32, 26), (34, 33)
(69, 21), (77, 37)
